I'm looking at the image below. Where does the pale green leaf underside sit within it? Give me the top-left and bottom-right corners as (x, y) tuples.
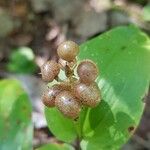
(0, 79), (32, 150)
(45, 25), (150, 150)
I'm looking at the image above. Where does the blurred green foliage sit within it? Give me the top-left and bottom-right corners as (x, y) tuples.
(7, 47), (37, 74)
(0, 79), (33, 150)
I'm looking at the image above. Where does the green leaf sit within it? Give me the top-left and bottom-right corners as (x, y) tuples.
(79, 25), (150, 149)
(45, 25), (150, 149)
(36, 143), (74, 150)
(0, 79), (33, 150)
(45, 107), (77, 142)
(7, 47), (37, 74)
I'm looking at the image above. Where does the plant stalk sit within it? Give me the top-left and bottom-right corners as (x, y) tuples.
(75, 137), (81, 150)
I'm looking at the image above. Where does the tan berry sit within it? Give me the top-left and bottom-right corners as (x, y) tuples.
(55, 91), (81, 119)
(57, 41), (79, 62)
(41, 60), (60, 82)
(59, 82), (71, 91)
(74, 82), (101, 107)
(42, 85), (63, 107)
(77, 60), (98, 84)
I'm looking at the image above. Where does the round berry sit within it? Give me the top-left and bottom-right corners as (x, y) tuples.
(55, 91), (81, 119)
(77, 60), (98, 84)
(41, 60), (60, 82)
(59, 82), (71, 91)
(57, 41), (79, 62)
(74, 82), (101, 107)
(42, 85), (63, 107)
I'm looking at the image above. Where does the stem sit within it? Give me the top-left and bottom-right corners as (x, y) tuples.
(64, 59), (81, 149)
(54, 76), (63, 82)
(65, 61), (76, 83)
(75, 137), (81, 150)
(74, 120), (81, 139)
(73, 120), (82, 150)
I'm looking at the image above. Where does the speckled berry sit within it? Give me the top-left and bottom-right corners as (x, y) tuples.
(74, 82), (101, 107)
(59, 82), (72, 91)
(41, 60), (60, 82)
(77, 60), (98, 84)
(57, 41), (79, 62)
(42, 85), (63, 107)
(55, 91), (81, 119)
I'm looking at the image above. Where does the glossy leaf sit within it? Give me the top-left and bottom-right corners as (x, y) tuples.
(45, 107), (77, 142)
(79, 25), (150, 150)
(36, 143), (74, 150)
(45, 25), (150, 149)
(0, 79), (33, 150)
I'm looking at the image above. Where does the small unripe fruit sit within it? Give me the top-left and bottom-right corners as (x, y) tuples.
(57, 41), (79, 62)
(41, 60), (60, 82)
(74, 82), (101, 107)
(42, 85), (63, 107)
(55, 91), (81, 119)
(77, 60), (98, 84)
(59, 82), (71, 91)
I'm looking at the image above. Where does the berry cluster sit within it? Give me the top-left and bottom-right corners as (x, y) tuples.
(41, 41), (101, 119)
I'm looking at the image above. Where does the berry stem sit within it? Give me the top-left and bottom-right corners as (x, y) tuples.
(75, 137), (81, 150)
(64, 62), (76, 88)
(54, 76), (63, 82)
(73, 120), (82, 150)
(65, 65), (74, 78)
(74, 120), (82, 139)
